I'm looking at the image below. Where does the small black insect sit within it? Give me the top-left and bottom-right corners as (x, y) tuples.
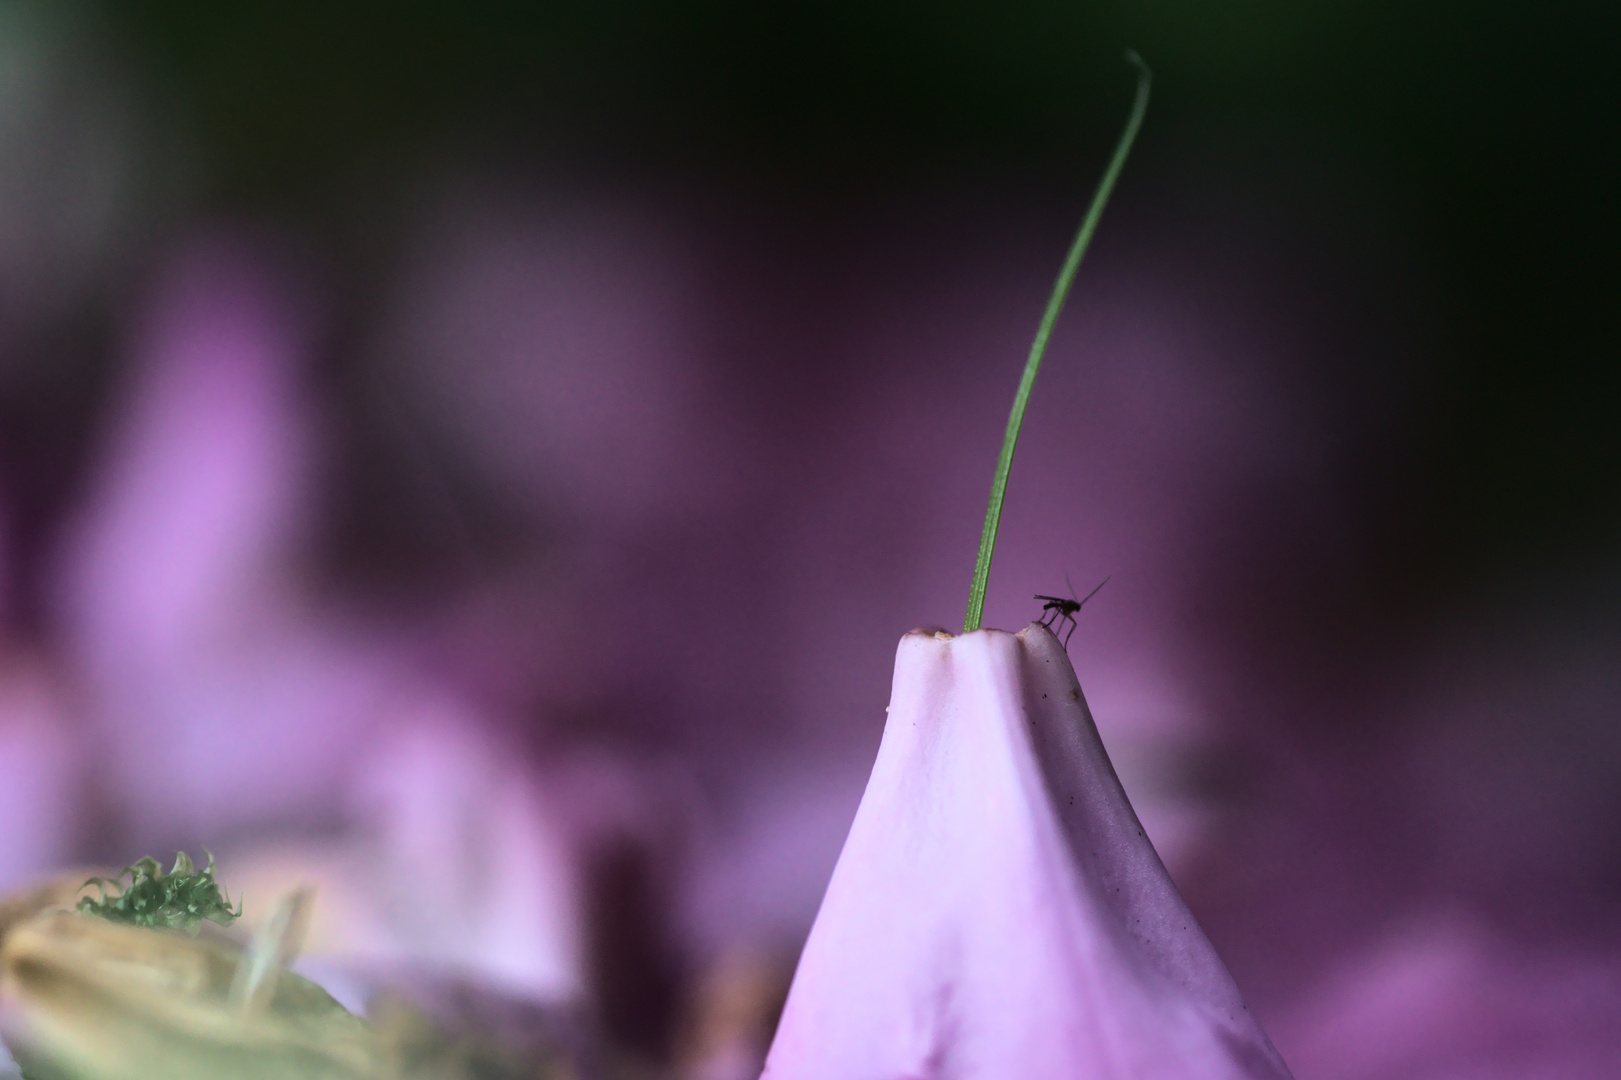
(1035, 574), (1109, 649)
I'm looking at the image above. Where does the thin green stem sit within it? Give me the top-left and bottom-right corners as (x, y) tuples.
(963, 51), (1151, 633)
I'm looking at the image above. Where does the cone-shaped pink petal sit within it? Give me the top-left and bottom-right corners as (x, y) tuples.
(763, 624), (1292, 1079)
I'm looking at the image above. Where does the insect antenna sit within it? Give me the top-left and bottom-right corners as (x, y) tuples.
(1074, 574), (1109, 610)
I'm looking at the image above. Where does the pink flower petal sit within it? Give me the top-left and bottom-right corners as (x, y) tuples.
(764, 624), (1291, 1079)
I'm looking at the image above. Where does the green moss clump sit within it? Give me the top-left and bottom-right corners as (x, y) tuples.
(77, 851), (242, 936)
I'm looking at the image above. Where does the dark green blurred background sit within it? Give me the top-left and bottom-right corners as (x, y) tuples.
(33, 0), (1621, 614)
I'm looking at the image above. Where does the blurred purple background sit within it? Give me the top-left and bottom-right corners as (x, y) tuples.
(1, 1), (1619, 1076)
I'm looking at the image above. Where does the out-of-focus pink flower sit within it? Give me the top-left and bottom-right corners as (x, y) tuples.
(1277, 914), (1621, 1080)
(344, 710), (585, 1001)
(52, 237), (390, 842)
(0, 657), (80, 891)
(763, 624), (1290, 1079)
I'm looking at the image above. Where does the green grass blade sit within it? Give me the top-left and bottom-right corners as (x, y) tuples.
(963, 51), (1151, 633)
